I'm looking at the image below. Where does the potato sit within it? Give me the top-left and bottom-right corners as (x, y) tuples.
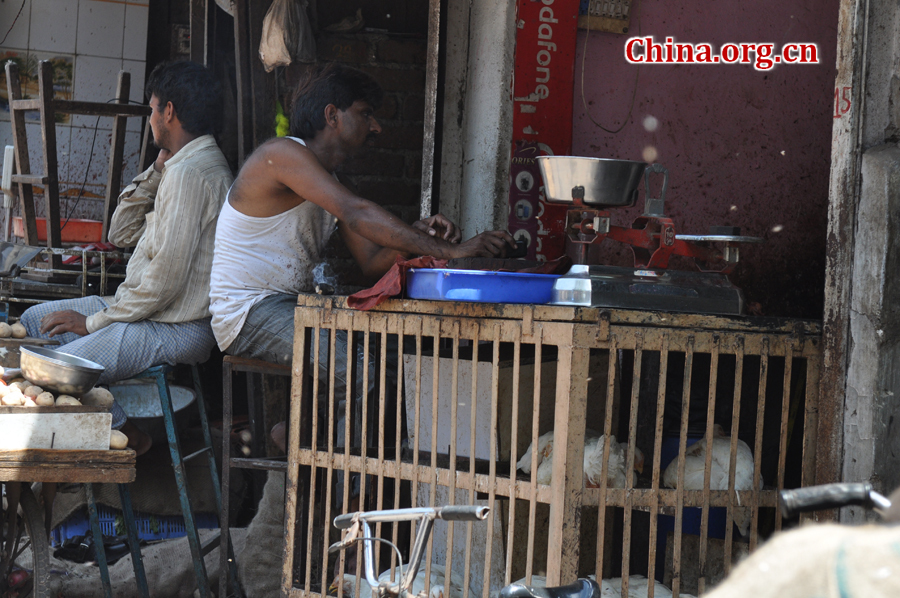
(35, 392), (55, 406)
(23, 385), (42, 398)
(55, 395), (82, 406)
(1, 392), (24, 406)
(81, 387), (115, 409)
(0, 384), (10, 398)
(9, 381), (27, 392)
(22, 397), (37, 407)
(10, 323), (26, 339)
(110, 430), (129, 450)
(0, 322), (11, 338)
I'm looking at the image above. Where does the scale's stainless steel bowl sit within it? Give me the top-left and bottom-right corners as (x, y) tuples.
(19, 345), (104, 396)
(536, 156), (646, 207)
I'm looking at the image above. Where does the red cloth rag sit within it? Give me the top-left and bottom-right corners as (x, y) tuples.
(347, 255), (448, 310)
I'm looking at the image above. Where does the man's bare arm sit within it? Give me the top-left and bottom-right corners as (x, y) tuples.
(238, 141), (514, 260)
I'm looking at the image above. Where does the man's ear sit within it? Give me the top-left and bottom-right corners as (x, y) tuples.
(164, 101), (176, 124)
(323, 104), (339, 128)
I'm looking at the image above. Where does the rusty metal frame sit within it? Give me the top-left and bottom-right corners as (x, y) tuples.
(282, 295), (823, 598)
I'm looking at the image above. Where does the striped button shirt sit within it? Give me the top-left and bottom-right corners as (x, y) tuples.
(85, 135), (233, 333)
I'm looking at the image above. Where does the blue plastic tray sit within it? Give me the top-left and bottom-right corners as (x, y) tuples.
(406, 268), (560, 304)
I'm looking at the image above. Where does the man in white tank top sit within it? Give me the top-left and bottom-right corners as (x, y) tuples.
(210, 64), (515, 368)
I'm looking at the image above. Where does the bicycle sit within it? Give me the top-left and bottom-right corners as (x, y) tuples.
(329, 506), (600, 598)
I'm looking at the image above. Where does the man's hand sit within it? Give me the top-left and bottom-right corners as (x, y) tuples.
(449, 230), (516, 258)
(413, 214), (462, 243)
(39, 310), (88, 337)
(153, 148), (173, 173)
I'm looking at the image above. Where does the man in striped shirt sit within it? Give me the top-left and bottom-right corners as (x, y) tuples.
(20, 61), (233, 455)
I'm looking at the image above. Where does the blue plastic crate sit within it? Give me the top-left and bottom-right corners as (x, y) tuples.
(51, 506), (219, 546)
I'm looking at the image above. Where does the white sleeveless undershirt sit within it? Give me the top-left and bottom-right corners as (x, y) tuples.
(209, 137), (337, 351)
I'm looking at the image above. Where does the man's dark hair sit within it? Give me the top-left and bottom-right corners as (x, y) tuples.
(289, 63), (383, 139)
(146, 61), (223, 137)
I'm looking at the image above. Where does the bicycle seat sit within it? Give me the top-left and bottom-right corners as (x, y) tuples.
(499, 579), (601, 598)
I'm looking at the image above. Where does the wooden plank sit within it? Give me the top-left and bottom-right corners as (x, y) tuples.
(8, 99), (42, 110)
(232, 0), (254, 165)
(545, 328), (587, 585)
(293, 294), (823, 335)
(0, 448), (135, 483)
(46, 100), (150, 118)
(819, 0), (866, 496)
(190, 0), (208, 64)
(420, 0), (441, 219)
(5, 62), (40, 246)
(102, 71), (131, 244)
(37, 61), (62, 252)
(9, 174), (48, 185)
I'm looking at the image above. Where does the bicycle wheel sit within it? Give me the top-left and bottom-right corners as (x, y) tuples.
(1, 483), (50, 598)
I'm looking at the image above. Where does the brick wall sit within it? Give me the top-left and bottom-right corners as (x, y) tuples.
(290, 32), (428, 288)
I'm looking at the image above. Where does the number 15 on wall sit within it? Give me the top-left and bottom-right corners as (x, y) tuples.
(834, 86), (851, 118)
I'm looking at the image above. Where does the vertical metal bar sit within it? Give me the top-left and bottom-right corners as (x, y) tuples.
(697, 336), (720, 595)
(506, 335), (522, 587)
(750, 338), (769, 550)
(86, 483), (112, 598)
(118, 484), (150, 598)
(724, 338), (745, 574)
(671, 337), (695, 598)
(646, 336), (669, 594)
(155, 365), (210, 596)
(621, 335), (644, 598)
(775, 346), (795, 532)
(595, 336), (618, 580)
(221, 358), (234, 598)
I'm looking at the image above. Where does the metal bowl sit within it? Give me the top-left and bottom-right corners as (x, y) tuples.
(536, 156), (647, 207)
(19, 345), (104, 396)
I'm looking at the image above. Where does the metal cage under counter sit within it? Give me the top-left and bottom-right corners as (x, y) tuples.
(282, 295), (824, 598)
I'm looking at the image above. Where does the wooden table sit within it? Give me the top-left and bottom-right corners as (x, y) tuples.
(0, 449), (141, 598)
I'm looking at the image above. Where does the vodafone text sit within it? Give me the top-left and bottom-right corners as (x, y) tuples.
(624, 37), (819, 71)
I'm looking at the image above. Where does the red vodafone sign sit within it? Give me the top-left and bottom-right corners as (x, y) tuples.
(507, 0), (579, 261)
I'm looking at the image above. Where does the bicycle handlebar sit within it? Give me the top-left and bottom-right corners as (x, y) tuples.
(779, 482), (889, 518)
(334, 506), (489, 530)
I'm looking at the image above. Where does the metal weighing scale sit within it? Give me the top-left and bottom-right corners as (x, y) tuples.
(536, 156), (763, 316)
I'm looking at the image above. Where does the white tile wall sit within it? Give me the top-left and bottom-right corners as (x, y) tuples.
(29, 0), (78, 54)
(123, 59), (146, 132)
(0, 0), (31, 50)
(69, 126), (112, 197)
(123, 3), (149, 62)
(72, 55), (124, 129)
(76, 0), (125, 58)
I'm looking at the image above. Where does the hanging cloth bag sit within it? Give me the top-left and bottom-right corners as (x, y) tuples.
(259, 0), (316, 72)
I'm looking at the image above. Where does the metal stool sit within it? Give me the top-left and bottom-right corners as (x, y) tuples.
(132, 364), (240, 598)
(220, 356), (291, 598)
(85, 482), (149, 598)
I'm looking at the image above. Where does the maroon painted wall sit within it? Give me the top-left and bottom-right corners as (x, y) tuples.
(571, 1), (840, 318)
